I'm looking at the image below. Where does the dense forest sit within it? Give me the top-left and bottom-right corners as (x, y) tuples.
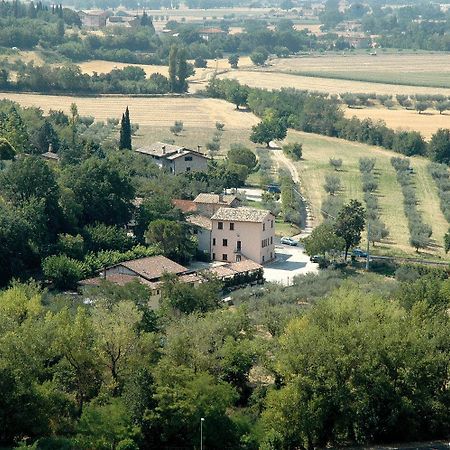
(0, 265), (449, 449)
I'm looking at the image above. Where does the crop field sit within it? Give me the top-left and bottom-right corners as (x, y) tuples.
(269, 52), (450, 88)
(284, 130), (449, 258)
(219, 70), (450, 97)
(0, 93), (258, 130)
(344, 107), (450, 139)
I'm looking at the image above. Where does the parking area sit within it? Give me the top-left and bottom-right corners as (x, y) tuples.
(264, 243), (319, 286)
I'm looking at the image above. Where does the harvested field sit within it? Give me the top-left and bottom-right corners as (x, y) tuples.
(285, 130), (449, 258)
(0, 93), (259, 129)
(219, 70), (450, 96)
(344, 107), (450, 139)
(78, 60), (170, 77)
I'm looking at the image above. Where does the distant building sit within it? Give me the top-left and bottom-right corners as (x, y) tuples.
(199, 27), (226, 41)
(211, 207), (276, 264)
(135, 142), (209, 175)
(79, 10), (111, 28)
(193, 193), (240, 217)
(41, 150), (60, 162)
(106, 15), (140, 28)
(79, 255), (201, 308)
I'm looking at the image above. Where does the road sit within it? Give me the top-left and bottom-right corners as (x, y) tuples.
(264, 243), (319, 286)
(271, 149), (314, 238)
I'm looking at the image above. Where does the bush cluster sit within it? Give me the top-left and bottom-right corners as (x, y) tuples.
(280, 170), (307, 228)
(256, 148), (275, 188)
(391, 157), (432, 251)
(282, 142), (302, 161)
(428, 162), (450, 222)
(322, 165), (343, 220)
(359, 157), (389, 245)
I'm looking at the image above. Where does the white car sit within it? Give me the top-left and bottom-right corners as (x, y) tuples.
(280, 236), (298, 246)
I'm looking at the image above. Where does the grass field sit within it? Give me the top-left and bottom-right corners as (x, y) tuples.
(344, 107), (450, 139)
(0, 93), (258, 130)
(219, 70), (450, 97)
(218, 52), (450, 96)
(284, 130), (449, 258)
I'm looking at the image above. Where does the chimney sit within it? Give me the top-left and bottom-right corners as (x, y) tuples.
(197, 145), (202, 153)
(218, 193), (224, 203)
(48, 143), (53, 153)
(162, 145), (166, 155)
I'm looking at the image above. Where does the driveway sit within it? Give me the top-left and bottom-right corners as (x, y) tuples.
(264, 243), (319, 286)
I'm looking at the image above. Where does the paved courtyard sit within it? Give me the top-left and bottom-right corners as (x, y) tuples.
(264, 243), (319, 286)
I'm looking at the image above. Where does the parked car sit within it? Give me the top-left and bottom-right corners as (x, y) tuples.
(267, 184), (281, 194)
(310, 255), (322, 263)
(352, 248), (368, 258)
(280, 236), (298, 246)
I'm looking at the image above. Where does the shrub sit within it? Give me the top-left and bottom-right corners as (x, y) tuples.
(282, 142), (302, 161)
(359, 157), (376, 173)
(170, 120), (184, 135)
(323, 174), (341, 195)
(329, 158), (343, 171)
(43, 254), (87, 290)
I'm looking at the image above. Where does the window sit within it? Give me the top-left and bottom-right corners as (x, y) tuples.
(218, 222), (223, 230)
(230, 222), (234, 230)
(185, 155), (193, 161)
(270, 236), (273, 244)
(222, 253), (228, 261)
(270, 252), (273, 259)
(262, 255), (265, 262)
(212, 253), (216, 260)
(212, 238), (216, 246)
(261, 240), (264, 248)
(263, 223), (265, 231)
(271, 220), (274, 228)
(186, 167), (191, 172)
(223, 239), (228, 247)
(193, 229), (198, 234)
(236, 254), (241, 262)
(156, 289), (160, 295)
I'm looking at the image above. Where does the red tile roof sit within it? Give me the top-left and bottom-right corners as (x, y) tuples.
(172, 199), (197, 213)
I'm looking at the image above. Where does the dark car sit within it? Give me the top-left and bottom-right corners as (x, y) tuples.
(352, 248), (368, 258)
(310, 255), (322, 263)
(267, 184), (281, 194)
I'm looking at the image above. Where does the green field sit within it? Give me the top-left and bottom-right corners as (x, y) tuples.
(288, 70), (450, 89)
(284, 130), (450, 259)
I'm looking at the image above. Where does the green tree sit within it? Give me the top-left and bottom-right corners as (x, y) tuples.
(262, 286), (450, 448)
(228, 53), (239, 68)
(250, 50), (269, 66)
(415, 101), (429, 114)
(32, 119), (59, 154)
(428, 128), (450, 164)
(334, 199), (365, 260)
(42, 254), (86, 290)
(0, 138), (15, 160)
(119, 106), (132, 150)
(168, 44), (178, 92)
(227, 144), (257, 170)
(323, 173), (341, 195)
(329, 157), (342, 171)
(226, 83), (248, 110)
(62, 158), (135, 226)
(303, 222), (345, 257)
(145, 219), (196, 263)
(250, 117), (287, 147)
(283, 142), (302, 161)
(445, 229), (450, 253)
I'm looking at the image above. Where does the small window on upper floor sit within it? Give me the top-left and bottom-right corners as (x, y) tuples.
(263, 223), (265, 231)
(185, 155), (193, 161)
(218, 222), (223, 230)
(230, 222), (234, 231)
(271, 220), (274, 228)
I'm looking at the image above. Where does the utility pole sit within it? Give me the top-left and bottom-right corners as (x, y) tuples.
(200, 417), (205, 450)
(366, 219), (370, 271)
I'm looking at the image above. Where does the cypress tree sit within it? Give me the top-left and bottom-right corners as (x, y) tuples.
(168, 45), (178, 93)
(119, 107), (132, 150)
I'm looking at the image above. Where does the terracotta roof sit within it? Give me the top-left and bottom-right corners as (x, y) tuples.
(172, 199), (197, 213)
(193, 193), (238, 205)
(229, 260), (262, 273)
(208, 265), (236, 278)
(200, 27), (225, 34)
(186, 214), (212, 231)
(79, 273), (154, 287)
(114, 255), (187, 281)
(135, 142), (185, 157)
(166, 150), (209, 161)
(211, 207), (272, 223)
(178, 273), (203, 284)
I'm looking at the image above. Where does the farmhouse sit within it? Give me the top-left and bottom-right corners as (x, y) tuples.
(106, 15), (140, 28)
(211, 207), (275, 264)
(79, 255), (201, 307)
(199, 27), (226, 41)
(135, 142), (209, 174)
(79, 10), (111, 27)
(193, 193), (240, 217)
